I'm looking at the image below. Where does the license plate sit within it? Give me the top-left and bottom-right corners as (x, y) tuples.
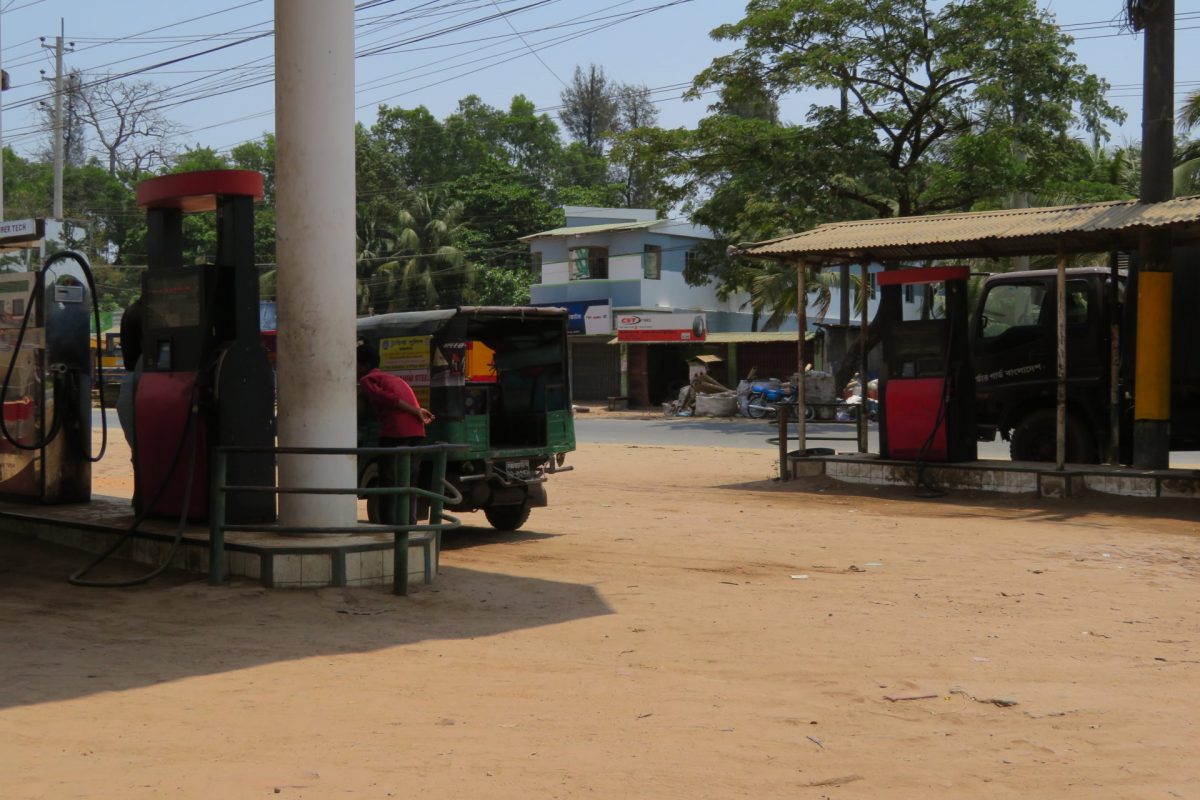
(505, 460), (532, 479)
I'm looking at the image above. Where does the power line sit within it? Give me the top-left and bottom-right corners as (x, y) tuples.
(488, 0), (568, 88)
(0, 0), (692, 150)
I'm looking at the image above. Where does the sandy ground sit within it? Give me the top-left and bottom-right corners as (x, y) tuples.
(1, 430), (1199, 799)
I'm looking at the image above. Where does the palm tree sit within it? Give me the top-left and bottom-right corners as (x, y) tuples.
(1180, 88), (1200, 135)
(356, 203), (396, 313)
(356, 193), (474, 313)
(1176, 90), (1200, 197)
(747, 261), (854, 331)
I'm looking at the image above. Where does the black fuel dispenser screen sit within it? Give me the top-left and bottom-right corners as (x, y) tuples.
(145, 272), (201, 329)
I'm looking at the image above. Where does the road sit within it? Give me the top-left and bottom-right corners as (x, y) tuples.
(575, 414), (1200, 467)
(93, 408), (1199, 466)
(576, 415), (1014, 459)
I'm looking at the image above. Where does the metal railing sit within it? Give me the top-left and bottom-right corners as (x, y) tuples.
(773, 402), (870, 481)
(210, 443), (470, 594)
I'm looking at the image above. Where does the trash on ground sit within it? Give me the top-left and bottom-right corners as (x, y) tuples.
(884, 691), (938, 702)
(949, 687), (1018, 707)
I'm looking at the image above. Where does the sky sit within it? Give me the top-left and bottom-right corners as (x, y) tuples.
(0, 0), (1196, 165)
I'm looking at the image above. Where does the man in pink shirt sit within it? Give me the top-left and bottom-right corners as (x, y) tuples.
(356, 343), (435, 446)
(357, 343), (436, 525)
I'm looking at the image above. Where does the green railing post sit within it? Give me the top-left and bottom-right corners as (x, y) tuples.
(208, 449), (227, 585)
(393, 451), (413, 596)
(211, 443), (466, 595)
(428, 449), (448, 571)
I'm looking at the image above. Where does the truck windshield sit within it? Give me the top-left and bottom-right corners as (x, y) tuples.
(980, 283), (1045, 339)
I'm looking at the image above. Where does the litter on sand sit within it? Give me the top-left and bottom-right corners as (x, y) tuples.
(884, 691), (939, 702)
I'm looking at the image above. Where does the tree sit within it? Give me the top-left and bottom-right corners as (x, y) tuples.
(711, 73), (780, 124)
(357, 193), (474, 312)
(620, 113), (871, 299)
(1180, 88), (1200, 133)
(37, 70), (87, 167)
(1176, 91), (1200, 196)
(694, 0), (1122, 220)
(74, 75), (179, 177)
(558, 64), (619, 155)
(357, 94), (625, 308)
(660, 0), (1124, 385)
(615, 83), (658, 132)
(610, 83), (663, 207)
(230, 135), (279, 284)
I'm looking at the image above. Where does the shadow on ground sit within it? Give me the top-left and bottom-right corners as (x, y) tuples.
(715, 473), (1200, 528)
(0, 533), (611, 712)
(439, 525), (558, 549)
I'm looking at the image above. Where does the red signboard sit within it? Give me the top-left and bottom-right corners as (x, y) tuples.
(615, 312), (706, 343)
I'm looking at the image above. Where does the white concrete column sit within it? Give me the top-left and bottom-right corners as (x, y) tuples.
(274, 0), (357, 526)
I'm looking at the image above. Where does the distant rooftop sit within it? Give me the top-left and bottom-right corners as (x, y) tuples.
(563, 206), (657, 223)
(520, 209), (715, 243)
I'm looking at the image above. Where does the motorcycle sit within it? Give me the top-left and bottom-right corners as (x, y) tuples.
(745, 379), (805, 419)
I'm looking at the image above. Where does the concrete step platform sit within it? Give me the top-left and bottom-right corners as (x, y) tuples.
(0, 496), (434, 589)
(789, 452), (1200, 499)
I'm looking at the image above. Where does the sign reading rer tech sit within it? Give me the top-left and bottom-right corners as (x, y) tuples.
(616, 311), (707, 342)
(0, 219), (43, 247)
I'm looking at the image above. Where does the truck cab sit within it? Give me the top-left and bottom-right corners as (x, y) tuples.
(971, 267), (1119, 462)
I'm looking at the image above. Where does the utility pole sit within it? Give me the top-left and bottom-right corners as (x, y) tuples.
(1010, 105), (1030, 271)
(40, 22), (71, 219)
(0, 6), (5, 222)
(1132, 0), (1175, 469)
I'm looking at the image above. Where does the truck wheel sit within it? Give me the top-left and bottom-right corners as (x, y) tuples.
(1010, 409), (1098, 463)
(484, 502), (531, 531)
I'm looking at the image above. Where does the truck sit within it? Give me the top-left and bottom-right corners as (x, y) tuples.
(356, 306), (575, 530)
(971, 255), (1200, 463)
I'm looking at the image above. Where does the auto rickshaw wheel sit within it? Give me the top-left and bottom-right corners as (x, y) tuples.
(484, 502), (531, 531)
(359, 463), (382, 523)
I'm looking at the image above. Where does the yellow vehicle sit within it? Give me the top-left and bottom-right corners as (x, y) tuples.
(91, 327), (125, 405)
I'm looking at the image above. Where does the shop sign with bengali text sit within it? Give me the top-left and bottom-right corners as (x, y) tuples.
(532, 300), (612, 335)
(379, 335), (431, 405)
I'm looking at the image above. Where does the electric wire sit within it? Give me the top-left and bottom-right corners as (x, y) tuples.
(0, 0), (696, 150)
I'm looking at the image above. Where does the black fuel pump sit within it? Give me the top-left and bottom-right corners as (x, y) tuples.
(877, 266), (976, 463)
(132, 170), (275, 523)
(0, 249), (104, 502)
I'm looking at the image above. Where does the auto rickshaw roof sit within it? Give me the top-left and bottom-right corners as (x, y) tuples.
(357, 306), (568, 337)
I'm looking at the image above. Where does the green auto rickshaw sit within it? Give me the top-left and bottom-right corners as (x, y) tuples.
(356, 306), (575, 531)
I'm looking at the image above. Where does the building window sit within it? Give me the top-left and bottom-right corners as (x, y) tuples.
(568, 246), (608, 280)
(903, 283), (914, 303)
(642, 244), (662, 280)
(685, 249), (698, 273)
(868, 271), (878, 299)
(530, 251), (542, 283)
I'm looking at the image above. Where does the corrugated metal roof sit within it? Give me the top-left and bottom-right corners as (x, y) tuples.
(740, 196), (1200, 263)
(518, 219), (660, 241)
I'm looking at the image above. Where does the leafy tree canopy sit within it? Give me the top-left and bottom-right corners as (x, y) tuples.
(693, 0), (1124, 221)
(620, 0), (1128, 310)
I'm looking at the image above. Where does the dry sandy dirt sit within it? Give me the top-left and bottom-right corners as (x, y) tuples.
(1, 431), (1199, 799)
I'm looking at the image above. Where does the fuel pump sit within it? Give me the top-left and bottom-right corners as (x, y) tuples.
(0, 249), (102, 502)
(133, 170), (275, 523)
(877, 266), (976, 462)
